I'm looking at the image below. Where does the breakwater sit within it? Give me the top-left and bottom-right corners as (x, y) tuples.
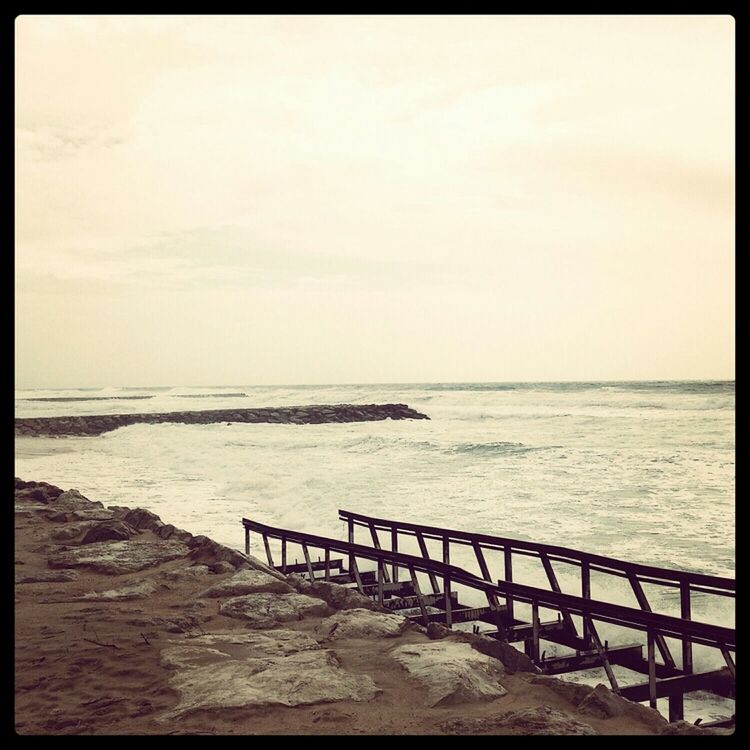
(14, 403), (430, 437)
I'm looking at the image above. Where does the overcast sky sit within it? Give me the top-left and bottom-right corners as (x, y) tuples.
(15, 15), (734, 388)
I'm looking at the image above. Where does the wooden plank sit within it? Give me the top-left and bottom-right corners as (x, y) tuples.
(486, 589), (508, 641)
(619, 668), (735, 703)
(627, 573), (676, 670)
(587, 617), (619, 693)
(581, 559), (592, 648)
(444, 575), (453, 628)
(669, 693), (684, 723)
(503, 547), (514, 622)
(280, 559), (344, 575)
(648, 630), (657, 709)
(377, 560), (384, 605)
(302, 543), (314, 580)
(351, 557), (365, 593)
(406, 606), (493, 626)
(368, 522), (391, 583)
(335, 510), (734, 592)
(721, 649), (735, 680)
(347, 517), (355, 575)
(540, 644), (644, 675)
(530, 602), (540, 662)
(416, 531), (440, 594)
(409, 566), (430, 626)
(472, 541), (492, 581)
(680, 580), (692, 674)
(391, 528), (399, 582)
(262, 533), (274, 567)
(383, 591), (459, 611)
(361, 581), (415, 598)
(540, 552), (578, 638)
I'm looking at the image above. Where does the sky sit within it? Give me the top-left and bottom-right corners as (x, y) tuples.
(15, 15), (735, 388)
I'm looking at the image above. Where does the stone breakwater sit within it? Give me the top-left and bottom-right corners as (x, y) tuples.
(15, 403), (430, 437)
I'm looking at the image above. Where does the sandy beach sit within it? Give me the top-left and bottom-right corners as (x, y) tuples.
(14, 477), (729, 736)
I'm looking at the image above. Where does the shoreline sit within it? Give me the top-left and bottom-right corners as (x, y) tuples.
(14, 403), (430, 437)
(14, 478), (727, 735)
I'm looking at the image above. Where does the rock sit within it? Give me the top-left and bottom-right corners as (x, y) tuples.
(187, 538), (257, 570)
(389, 641), (508, 707)
(207, 561), (236, 574)
(120, 508), (164, 532)
(309, 580), (386, 611)
(15, 570), (79, 584)
(577, 684), (667, 730)
(424, 623), (537, 674)
(160, 565), (211, 581)
(51, 522), (99, 541)
(316, 608), (409, 640)
(440, 706), (598, 735)
(48, 539), (190, 575)
(81, 520), (139, 544)
(156, 524), (176, 539)
(199, 569), (293, 598)
(219, 592), (331, 628)
(526, 674), (593, 706)
(80, 579), (160, 601)
(159, 629), (379, 718)
(44, 509), (116, 523)
(54, 489), (105, 511)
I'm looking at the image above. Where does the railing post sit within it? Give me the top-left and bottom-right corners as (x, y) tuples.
(680, 580), (693, 675)
(442, 535), (450, 565)
(281, 538), (287, 574)
(324, 547), (331, 581)
(391, 528), (399, 582)
(647, 629), (657, 709)
(377, 559), (384, 605)
(531, 601), (540, 662)
(245, 525), (250, 556)
(444, 575), (452, 628)
(581, 560), (592, 649)
(503, 547), (514, 623)
(668, 693), (684, 723)
(347, 517), (355, 576)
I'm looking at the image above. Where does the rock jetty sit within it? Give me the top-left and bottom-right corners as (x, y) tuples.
(15, 403), (430, 437)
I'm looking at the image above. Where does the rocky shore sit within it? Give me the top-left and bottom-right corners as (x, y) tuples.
(14, 478), (726, 735)
(14, 404), (429, 437)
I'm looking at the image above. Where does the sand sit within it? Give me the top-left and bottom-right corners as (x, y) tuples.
(14, 479), (711, 736)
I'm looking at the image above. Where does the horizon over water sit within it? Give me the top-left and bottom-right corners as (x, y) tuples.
(15, 379), (735, 723)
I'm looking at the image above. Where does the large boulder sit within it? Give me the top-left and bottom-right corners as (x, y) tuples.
(577, 684), (667, 730)
(199, 569), (293, 598)
(287, 576), (386, 612)
(389, 641), (508, 707)
(81, 520), (139, 545)
(440, 706), (598, 735)
(53, 489), (105, 511)
(526, 674), (594, 706)
(48, 539), (190, 575)
(219, 592), (331, 628)
(159, 630), (379, 718)
(316, 608), (410, 640)
(425, 623), (538, 674)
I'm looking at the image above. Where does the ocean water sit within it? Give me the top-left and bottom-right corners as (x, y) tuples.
(15, 381), (735, 723)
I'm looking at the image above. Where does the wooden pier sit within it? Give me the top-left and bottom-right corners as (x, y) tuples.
(242, 511), (735, 729)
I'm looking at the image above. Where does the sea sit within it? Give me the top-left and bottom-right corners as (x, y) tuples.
(14, 380), (735, 724)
